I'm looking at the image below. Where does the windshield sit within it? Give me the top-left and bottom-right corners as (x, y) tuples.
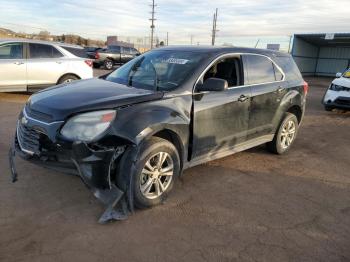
(106, 50), (208, 91)
(343, 69), (350, 78)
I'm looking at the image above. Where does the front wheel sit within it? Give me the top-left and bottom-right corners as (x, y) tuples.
(266, 113), (299, 154)
(133, 137), (180, 209)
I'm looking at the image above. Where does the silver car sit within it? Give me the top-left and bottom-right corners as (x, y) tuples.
(0, 39), (93, 92)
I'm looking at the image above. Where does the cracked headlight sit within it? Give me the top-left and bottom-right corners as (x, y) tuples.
(60, 110), (116, 142)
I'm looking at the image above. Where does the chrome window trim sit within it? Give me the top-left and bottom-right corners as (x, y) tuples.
(23, 107), (64, 126)
(194, 52), (286, 91)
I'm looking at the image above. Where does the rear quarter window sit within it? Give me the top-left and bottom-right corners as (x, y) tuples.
(60, 46), (87, 58)
(274, 55), (302, 81)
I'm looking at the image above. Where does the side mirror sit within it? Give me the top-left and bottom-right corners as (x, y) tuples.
(197, 78), (228, 92)
(336, 72), (342, 78)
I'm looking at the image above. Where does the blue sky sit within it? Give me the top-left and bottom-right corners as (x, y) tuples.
(1, 0), (349, 47)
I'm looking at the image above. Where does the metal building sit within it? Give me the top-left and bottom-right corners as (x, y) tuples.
(291, 33), (350, 76)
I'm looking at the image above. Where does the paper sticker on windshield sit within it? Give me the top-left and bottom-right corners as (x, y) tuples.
(344, 71), (350, 77)
(164, 58), (189, 64)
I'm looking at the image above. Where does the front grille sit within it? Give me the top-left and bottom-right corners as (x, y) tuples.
(16, 122), (41, 155)
(335, 97), (350, 106)
(25, 105), (53, 123)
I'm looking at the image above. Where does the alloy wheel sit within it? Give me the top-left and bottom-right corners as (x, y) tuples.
(63, 78), (75, 83)
(280, 120), (296, 149)
(140, 152), (174, 200)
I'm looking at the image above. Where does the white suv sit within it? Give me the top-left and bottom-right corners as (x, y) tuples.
(323, 69), (350, 111)
(0, 39), (93, 92)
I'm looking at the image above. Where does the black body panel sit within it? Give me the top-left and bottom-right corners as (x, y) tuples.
(10, 46), (307, 222)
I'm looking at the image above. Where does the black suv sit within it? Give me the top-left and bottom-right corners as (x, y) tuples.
(91, 45), (140, 70)
(10, 46), (308, 223)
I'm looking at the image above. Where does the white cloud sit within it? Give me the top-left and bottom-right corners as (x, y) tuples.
(0, 0), (349, 45)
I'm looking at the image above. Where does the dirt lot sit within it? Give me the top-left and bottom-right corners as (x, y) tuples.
(0, 76), (349, 262)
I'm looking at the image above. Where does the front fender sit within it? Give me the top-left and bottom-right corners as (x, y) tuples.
(109, 96), (191, 149)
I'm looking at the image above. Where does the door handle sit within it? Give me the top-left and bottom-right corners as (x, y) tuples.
(276, 87), (284, 93)
(14, 62), (24, 65)
(238, 94), (249, 102)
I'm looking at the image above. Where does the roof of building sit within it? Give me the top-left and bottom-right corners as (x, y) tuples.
(294, 33), (350, 47)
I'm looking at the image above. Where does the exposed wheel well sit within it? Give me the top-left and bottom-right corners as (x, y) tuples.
(57, 73), (80, 84)
(287, 105), (302, 123)
(152, 129), (184, 169)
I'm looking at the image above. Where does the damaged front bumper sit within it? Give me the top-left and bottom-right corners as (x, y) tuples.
(9, 119), (133, 223)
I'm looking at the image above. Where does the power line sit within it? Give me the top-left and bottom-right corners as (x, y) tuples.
(211, 8), (219, 46)
(149, 0), (156, 49)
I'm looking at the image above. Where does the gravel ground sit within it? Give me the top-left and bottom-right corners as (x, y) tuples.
(0, 75), (349, 262)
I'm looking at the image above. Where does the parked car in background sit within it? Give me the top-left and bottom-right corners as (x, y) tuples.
(10, 46), (308, 222)
(0, 39), (93, 92)
(323, 69), (350, 111)
(92, 45), (140, 70)
(84, 46), (101, 58)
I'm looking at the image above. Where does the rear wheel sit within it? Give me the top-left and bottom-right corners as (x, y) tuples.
(104, 60), (114, 70)
(133, 137), (180, 208)
(57, 74), (79, 84)
(266, 113), (299, 154)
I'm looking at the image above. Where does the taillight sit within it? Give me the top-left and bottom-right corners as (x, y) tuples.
(84, 60), (93, 67)
(303, 81), (309, 95)
(95, 52), (100, 59)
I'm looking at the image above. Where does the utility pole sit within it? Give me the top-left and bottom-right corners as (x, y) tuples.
(190, 34), (194, 45)
(166, 32), (169, 46)
(211, 8), (218, 46)
(149, 0), (156, 49)
(254, 39), (260, 48)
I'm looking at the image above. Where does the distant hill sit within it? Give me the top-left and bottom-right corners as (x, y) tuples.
(0, 27), (106, 47)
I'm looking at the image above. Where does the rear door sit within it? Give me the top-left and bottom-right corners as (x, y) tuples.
(26, 43), (66, 87)
(242, 54), (286, 140)
(0, 42), (26, 91)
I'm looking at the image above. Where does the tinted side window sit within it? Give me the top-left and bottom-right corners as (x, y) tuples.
(275, 56), (302, 81)
(131, 48), (139, 55)
(109, 46), (121, 53)
(0, 43), (23, 59)
(60, 46), (87, 58)
(244, 55), (275, 84)
(29, 44), (63, 58)
(122, 47), (131, 54)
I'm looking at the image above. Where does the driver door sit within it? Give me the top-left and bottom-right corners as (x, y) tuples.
(192, 56), (251, 159)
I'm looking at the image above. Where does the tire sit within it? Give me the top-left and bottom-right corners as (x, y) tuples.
(57, 74), (79, 84)
(104, 60), (114, 70)
(324, 106), (333, 111)
(266, 112), (299, 155)
(133, 137), (180, 209)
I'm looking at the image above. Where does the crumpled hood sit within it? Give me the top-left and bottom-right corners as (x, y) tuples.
(332, 77), (350, 88)
(27, 78), (163, 121)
